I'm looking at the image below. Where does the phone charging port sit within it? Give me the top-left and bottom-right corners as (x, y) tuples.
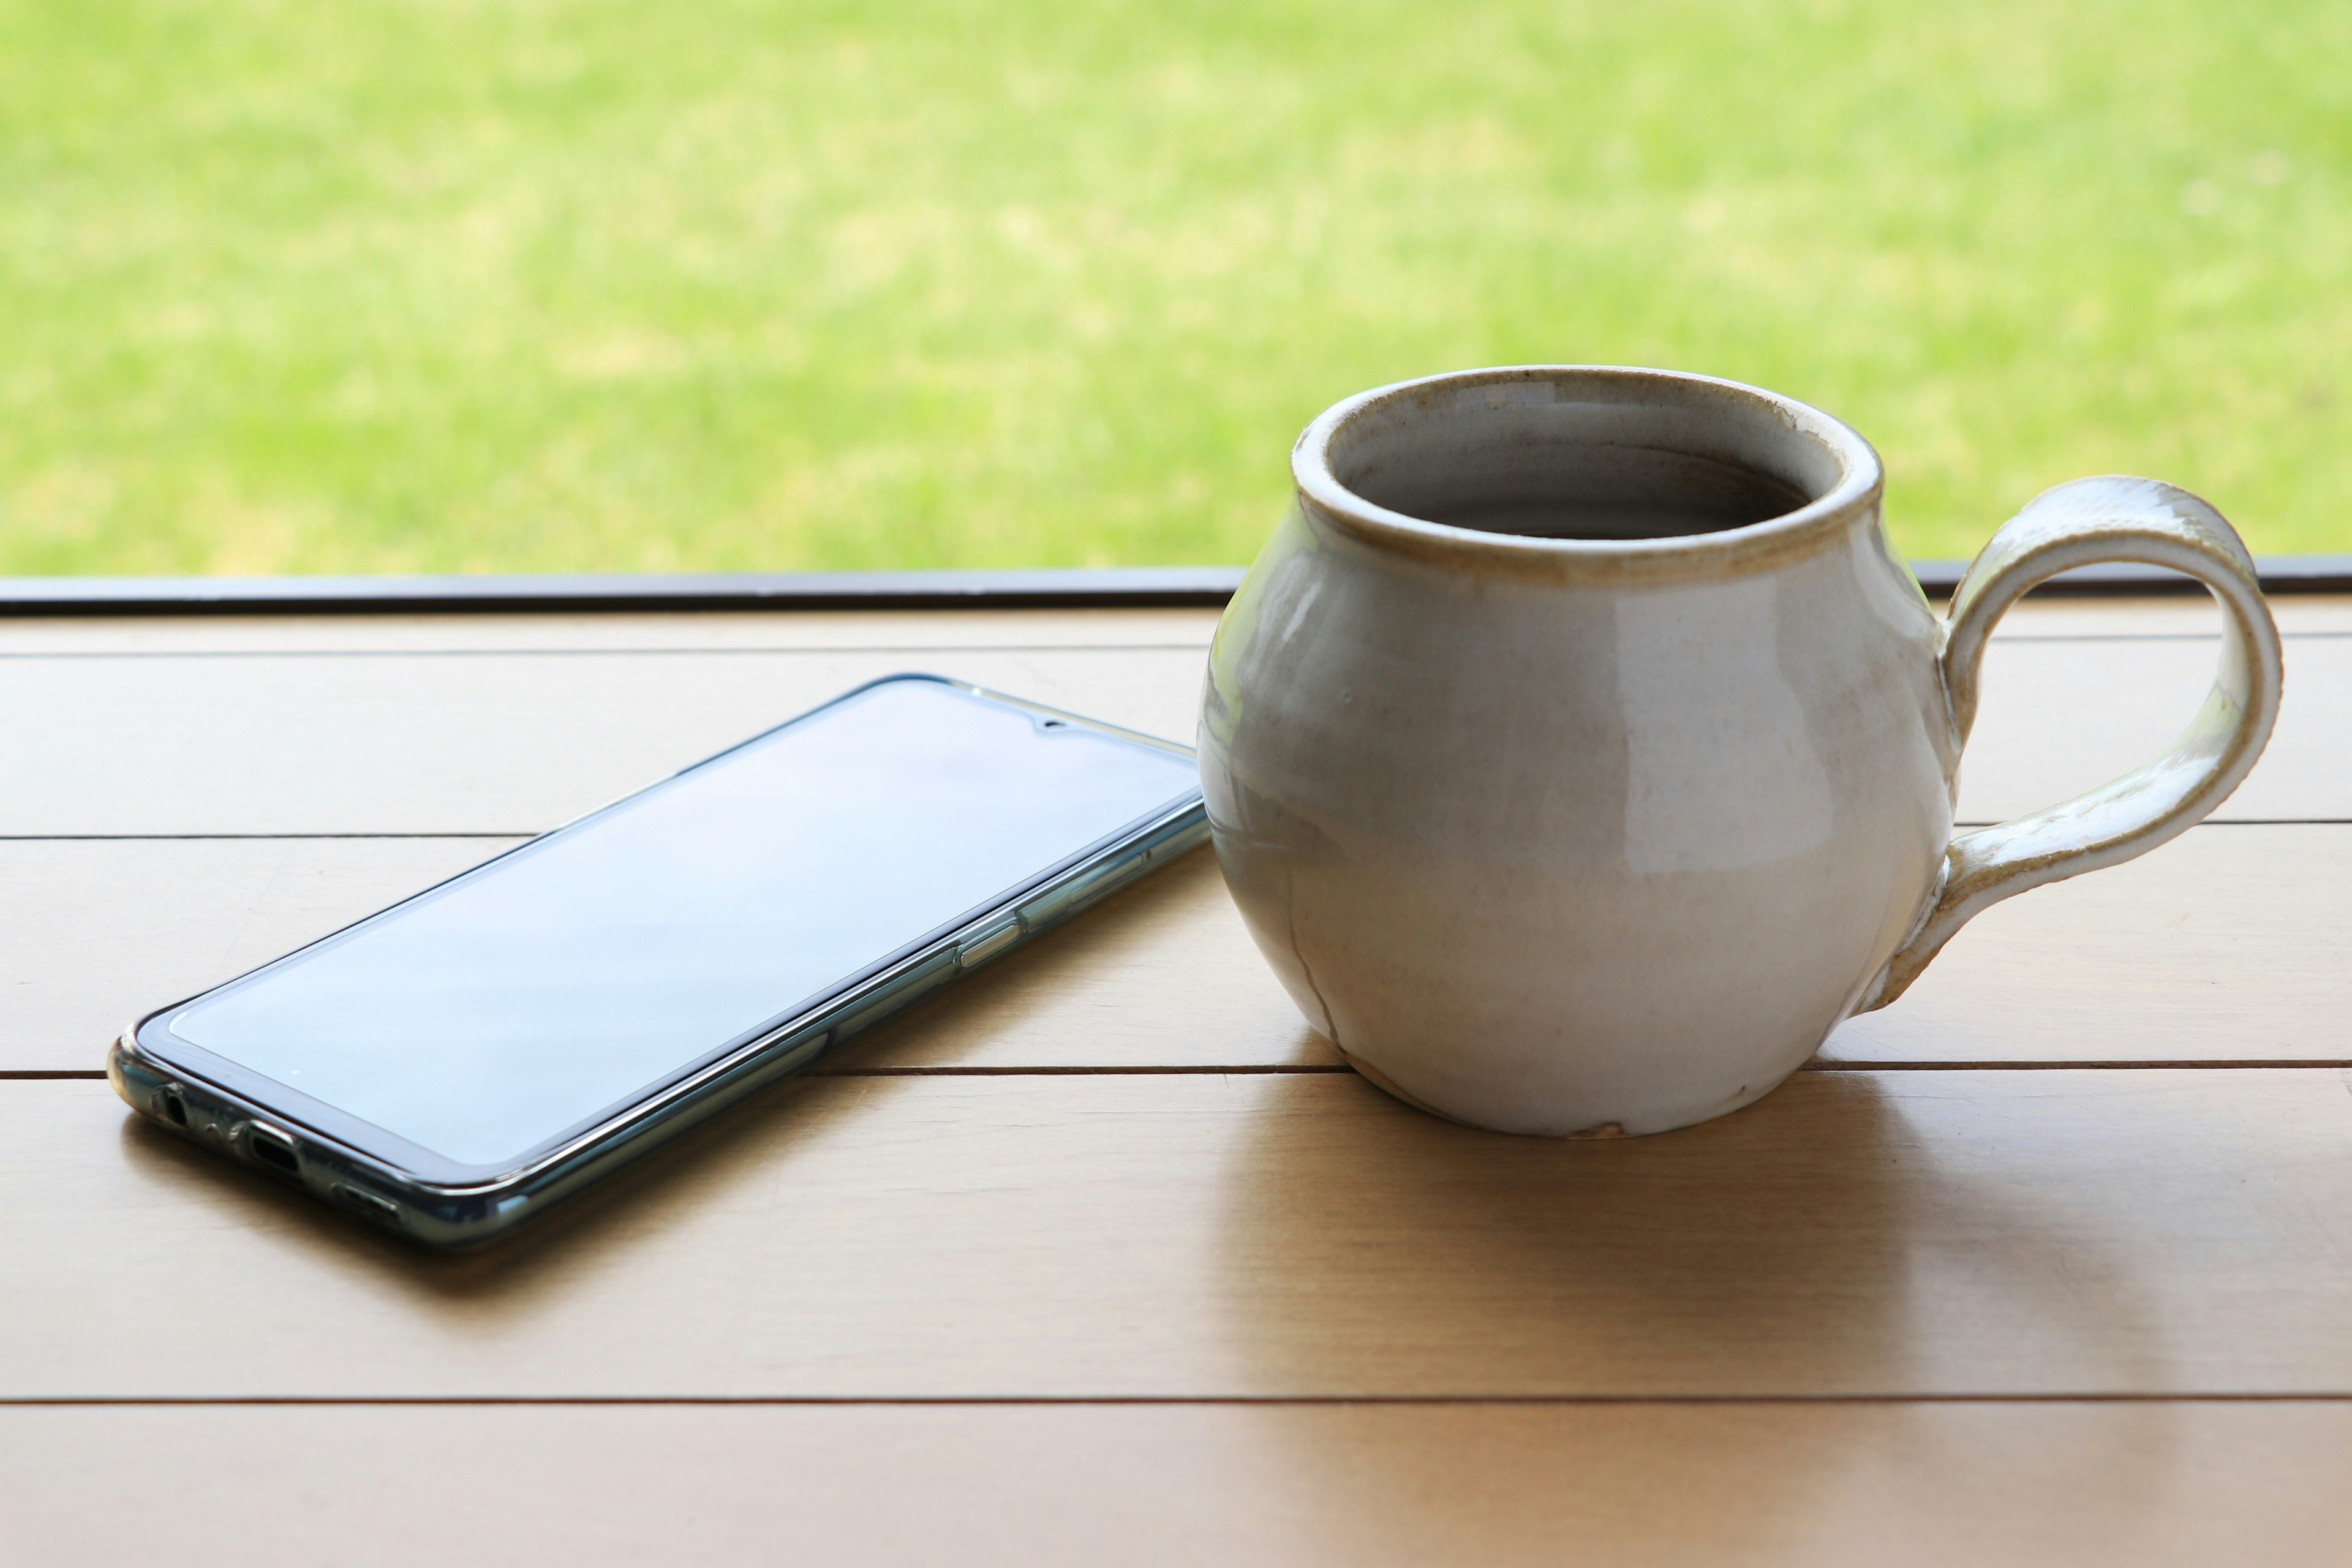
(246, 1123), (300, 1175)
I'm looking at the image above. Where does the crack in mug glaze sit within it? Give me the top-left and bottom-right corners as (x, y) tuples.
(1198, 366), (2283, 1136)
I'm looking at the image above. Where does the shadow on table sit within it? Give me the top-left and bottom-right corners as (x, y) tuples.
(1208, 1066), (2180, 1545)
(105, 1001), (2167, 1453)
(1210, 1069), (1929, 1396)
(113, 1066), (842, 1302)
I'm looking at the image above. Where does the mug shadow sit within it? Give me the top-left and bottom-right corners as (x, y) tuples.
(1215, 1068), (1924, 1398)
(1213, 1065), (2182, 1543)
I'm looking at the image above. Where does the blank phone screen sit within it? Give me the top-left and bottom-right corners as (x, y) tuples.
(165, 679), (1199, 1169)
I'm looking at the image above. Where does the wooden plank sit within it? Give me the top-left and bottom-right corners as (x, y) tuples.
(0, 606), (1224, 656)
(6, 1401), (2349, 1568)
(0, 841), (1333, 1074)
(2, 633), (2345, 837)
(6, 1068), (2351, 1399)
(1824, 823), (2352, 1063)
(4, 825), (2340, 1076)
(0, 646), (1212, 835)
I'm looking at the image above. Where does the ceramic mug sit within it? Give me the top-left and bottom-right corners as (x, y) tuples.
(1198, 366), (2283, 1137)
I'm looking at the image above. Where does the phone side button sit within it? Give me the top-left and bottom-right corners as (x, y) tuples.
(1022, 853), (1147, 930)
(830, 952), (957, 1039)
(956, 918), (1023, 970)
(333, 1184), (402, 1227)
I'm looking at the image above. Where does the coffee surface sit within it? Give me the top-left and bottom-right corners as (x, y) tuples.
(1362, 445), (1811, 542)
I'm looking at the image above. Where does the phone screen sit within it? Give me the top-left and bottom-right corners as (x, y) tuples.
(162, 679), (1198, 1170)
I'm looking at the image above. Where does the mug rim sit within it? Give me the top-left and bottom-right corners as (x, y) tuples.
(1291, 366), (1887, 584)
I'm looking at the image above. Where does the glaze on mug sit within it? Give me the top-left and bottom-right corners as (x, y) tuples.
(1199, 367), (2282, 1137)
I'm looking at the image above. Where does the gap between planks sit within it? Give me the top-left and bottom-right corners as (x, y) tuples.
(0, 832), (535, 842)
(7, 623), (2345, 662)
(17, 1060), (2352, 1082)
(14, 816), (2352, 844)
(10, 1392), (2352, 1409)
(0, 642), (1221, 663)
(13, 629), (2334, 662)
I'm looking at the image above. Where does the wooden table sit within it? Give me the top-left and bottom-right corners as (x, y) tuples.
(6, 589), (2352, 1565)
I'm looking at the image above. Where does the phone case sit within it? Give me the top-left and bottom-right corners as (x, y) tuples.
(107, 676), (1209, 1249)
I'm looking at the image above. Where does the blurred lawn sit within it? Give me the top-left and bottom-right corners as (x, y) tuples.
(1, 0), (2346, 575)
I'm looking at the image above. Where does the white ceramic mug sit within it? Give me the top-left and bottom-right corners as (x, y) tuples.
(1198, 366), (2282, 1137)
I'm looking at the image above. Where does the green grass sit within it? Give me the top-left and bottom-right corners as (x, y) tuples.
(2, 0), (2348, 574)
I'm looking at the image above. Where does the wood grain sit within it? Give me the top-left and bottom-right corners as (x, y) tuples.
(4, 826), (2340, 1074)
(7, 1401), (2350, 1568)
(2, 633), (2344, 836)
(0, 646), (1212, 835)
(7, 1068), (2351, 1400)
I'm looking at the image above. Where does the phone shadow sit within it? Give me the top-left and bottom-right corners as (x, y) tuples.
(114, 1061), (853, 1307)
(105, 844), (1295, 1302)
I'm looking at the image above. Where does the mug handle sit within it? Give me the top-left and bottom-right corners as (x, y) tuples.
(1860, 475), (2285, 1011)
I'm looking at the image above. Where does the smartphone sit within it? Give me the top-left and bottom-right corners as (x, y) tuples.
(108, 674), (1206, 1248)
